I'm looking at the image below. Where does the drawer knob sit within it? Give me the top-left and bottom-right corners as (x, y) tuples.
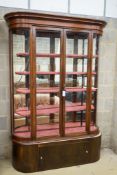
(40, 156), (43, 160)
(86, 150), (88, 154)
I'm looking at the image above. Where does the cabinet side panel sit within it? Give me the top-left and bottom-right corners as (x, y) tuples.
(12, 142), (39, 173)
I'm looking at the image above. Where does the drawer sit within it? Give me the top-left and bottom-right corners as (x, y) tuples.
(38, 140), (91, 171)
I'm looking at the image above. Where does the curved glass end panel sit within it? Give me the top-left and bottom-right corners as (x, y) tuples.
(12, 29), (31, 139)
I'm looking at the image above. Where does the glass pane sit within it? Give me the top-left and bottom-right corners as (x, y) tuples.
(13, 29), (31, 138)
(36, 30), (60, 138)
(91, 34), (99, 126)
(65, 32), (89, 135)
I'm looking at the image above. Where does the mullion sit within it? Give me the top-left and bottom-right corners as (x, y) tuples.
(59, 29), (66, 137)
(72, 35), (78, 122)
(30, 27), (36, 140)
(49, 35), (55, 123)
(25, 31), (30, 128)
(93, 35), (99, 124)
(86, 32), (93, 133)
(81, 38), (85, 126)
(10, 30), (14, 135)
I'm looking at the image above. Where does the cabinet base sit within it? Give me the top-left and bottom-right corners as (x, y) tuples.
(12, 133), (101, 173)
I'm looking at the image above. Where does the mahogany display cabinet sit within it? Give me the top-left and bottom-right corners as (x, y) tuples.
(4, 12), (106, 172)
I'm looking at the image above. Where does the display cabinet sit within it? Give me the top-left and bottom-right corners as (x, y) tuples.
(5, 12), (106, 172)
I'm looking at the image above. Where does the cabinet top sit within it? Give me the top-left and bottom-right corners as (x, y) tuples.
(4, 11), (106, 33)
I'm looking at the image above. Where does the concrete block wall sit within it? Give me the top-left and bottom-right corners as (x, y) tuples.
(0, 11), (11, 158)
(97, 18), (117, 148)
(110, 20), (117, 152)
(111, 93), (117, 153)
(0, 7), (117, 158)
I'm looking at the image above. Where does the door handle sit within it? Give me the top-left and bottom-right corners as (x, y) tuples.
(62, 90), (66, 97)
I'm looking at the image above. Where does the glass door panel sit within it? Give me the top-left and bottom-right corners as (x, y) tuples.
(65, 32), (88, 135)
(12, 29), (31, 138)
(91, 34), (99, 127)
(36, 30), (61, 138)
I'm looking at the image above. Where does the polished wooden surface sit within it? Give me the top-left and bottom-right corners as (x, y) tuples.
(4, 12), (106, 33)
(86, 32), (93, 133)
(12, 133), (101, 172)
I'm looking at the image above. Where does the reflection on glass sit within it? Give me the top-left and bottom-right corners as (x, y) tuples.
(13, 29), (31, 138)
(36, 31), (60, 138)
(65, 32), (89, 135)
(91, 34), (99, 125)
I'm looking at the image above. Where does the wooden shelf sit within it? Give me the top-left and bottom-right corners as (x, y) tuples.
(66, 72), (96, 75)
(16, 52), (98, 58)
(16, 87), (59, 94)
(14, 122), (97, 138)
(17, 53), (60, 58)
(65, 87), (97, 92)
(15, 103), (94, 117)
(15, 71), (60, 75)
(15, 71), (96, 75)
(16, 87), (97, 94)
(66, 54), (98, 58)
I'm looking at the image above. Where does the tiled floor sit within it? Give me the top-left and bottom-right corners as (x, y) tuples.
(0, 149), (117, 175)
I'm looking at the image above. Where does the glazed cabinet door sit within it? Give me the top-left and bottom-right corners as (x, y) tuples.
(64, 31), (99, 136)
(35, 28), (63, 139)
(33, 29), (100, 139)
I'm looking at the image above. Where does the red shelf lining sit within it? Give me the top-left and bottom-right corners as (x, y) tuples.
(16, 87), (97, 94)
(65, 87), (97, 92)
(14, 122), (97, 138)
(15, 103), (94, 117)
(15, 71), (96, 75)
(15, 122), (91, 132)
(16, 52), (98, 58)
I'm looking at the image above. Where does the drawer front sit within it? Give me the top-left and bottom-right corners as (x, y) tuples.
(38, 141), (91, 170)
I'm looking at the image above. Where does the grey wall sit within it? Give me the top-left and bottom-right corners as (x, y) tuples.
(0, 7), (117, 158)
(97, 19), (117, 148)
(0, 8), (10, 158)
